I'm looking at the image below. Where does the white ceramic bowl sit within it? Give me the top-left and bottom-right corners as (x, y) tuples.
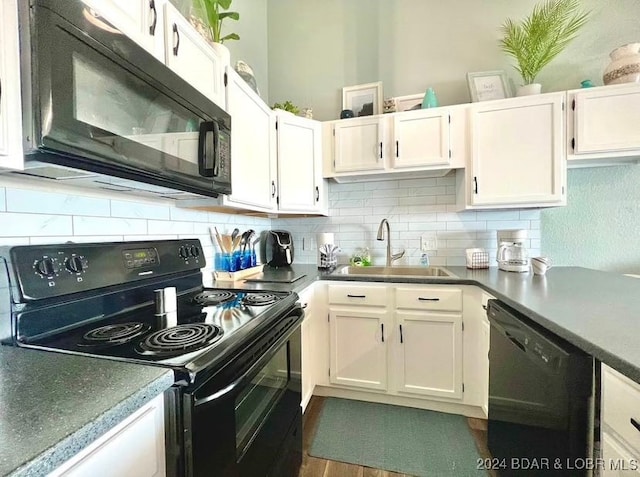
(532, 259), (550, 275)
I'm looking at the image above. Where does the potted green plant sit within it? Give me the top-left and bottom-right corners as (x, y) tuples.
(193, 0), (240, 63)
(272, 101), (300, 115)
(499, 0), (590, 95)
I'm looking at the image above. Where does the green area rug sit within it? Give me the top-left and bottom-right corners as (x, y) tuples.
(309, 398), (486, 477)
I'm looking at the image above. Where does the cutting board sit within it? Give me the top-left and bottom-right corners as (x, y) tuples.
(244, 269), (306, 284)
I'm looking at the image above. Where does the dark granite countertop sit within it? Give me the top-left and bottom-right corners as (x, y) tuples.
(1, 346), (174, 477)
(214, 264), (640, 384)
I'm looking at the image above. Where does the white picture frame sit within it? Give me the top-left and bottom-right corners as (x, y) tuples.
(342, 81), (383, 116)
(467, 71), (512, 102)
(393, 93), (424, 112)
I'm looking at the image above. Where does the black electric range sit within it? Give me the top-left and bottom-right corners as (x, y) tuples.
(0, 239), (303, 476)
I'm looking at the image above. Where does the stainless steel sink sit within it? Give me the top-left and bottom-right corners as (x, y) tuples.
(333, 265), (457, 278)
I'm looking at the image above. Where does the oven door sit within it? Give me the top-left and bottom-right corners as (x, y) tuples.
(24, 0), (231, 197)
(182, 308), (303, 477)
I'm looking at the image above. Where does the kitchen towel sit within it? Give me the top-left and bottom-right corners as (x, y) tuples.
(309, 397), (485, 476)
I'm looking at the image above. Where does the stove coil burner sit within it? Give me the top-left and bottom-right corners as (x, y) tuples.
(137, 324), (223, 356)
(242, 293), (281, 307)
(81, 322), (151, 347)
(193, 290), (237, 306)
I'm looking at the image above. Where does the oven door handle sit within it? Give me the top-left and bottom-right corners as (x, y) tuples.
(193, 308), (303, 407)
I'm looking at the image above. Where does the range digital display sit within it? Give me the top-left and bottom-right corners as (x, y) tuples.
(122, 248), (159, 269)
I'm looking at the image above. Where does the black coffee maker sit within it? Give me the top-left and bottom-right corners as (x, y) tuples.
(262, 230), (294, 267)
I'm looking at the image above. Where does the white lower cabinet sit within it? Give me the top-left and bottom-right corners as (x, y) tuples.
(601, 364), (640, 475)
(300, 284), (319, 412)
(329, 307), (389, 391)
(394, 310), (462, 399)
(325, 282), (488, 414)
(393, 286), (463, 400)
(51, 394), (166, 477)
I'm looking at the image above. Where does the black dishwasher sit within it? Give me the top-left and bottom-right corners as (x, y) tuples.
(487, 300), (593, 476)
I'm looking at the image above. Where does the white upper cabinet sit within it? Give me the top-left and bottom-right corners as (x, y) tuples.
(82, 0), (166, 62)
(392, 108), (450, 169)
(163, 2), (225, 108)
(325, 106), (465, 182)
(276, 113), (327, 214)
(568, 84), (640, 162)
(0, 0), (24, 171)
(223, 67), (277, 211)
(465, 92), (565, 208)
(332, 116), (385, 173)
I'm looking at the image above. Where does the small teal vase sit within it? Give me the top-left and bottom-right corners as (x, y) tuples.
(421, 88), (439, 109)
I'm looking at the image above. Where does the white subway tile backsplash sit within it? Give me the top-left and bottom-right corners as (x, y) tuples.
(148, 220), (193, 235)
(30, 235), (121, 245)
(0, 175), (541, 268)
(111, 200), (170, 220)
(170, 207), (210, 223)
(0, 237), (30, 245)
(74, 216), (147, 235)
(1, 213), (73, 237)
(276, 178), (541, 265)
(7, 188), (111, 217)
(446, 221), (486, 231)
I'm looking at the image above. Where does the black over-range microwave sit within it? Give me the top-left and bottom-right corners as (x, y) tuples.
(13, 0), (231, 198)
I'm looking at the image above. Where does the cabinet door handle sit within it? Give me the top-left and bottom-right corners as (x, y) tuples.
(381, 323), (384, 343)
(172, 24), (180, 56)
(418, 297), (440, 301)
(396, 140), (399, 158)
(347, 294), (366, 298)
(301, 303), (308, 309)
(315, 186), (319, 202)
(271, 181), (276, 197)
(631, 418), (640, 433)
(473, 176), (478, 194)
(149, 0), (157, 36)
(482, 304), (488, 310)
(399, 324), (403, 344)
(379, 142), (383, 160)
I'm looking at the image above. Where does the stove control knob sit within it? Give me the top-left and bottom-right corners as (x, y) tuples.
(65, 256), (84, 274)
(190, 245), (200, 258)
(35, 258), (57, 277)
(179, 246), (189, 258)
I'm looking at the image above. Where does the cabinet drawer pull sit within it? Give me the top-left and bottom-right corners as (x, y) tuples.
(381, 323), (384, 343)
(149, 0), (157, 36)
(418, 297), (440, 301)
(399, 324), (403, 344)
(631, 418), (640, 433)
(347, 294), (366, 298)
(172, 24), (180, 56)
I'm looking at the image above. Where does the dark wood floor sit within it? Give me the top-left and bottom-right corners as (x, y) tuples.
(299, 396), (493, 477)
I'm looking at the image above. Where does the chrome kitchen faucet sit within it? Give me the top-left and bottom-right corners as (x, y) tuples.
(376, 219), (405, 266)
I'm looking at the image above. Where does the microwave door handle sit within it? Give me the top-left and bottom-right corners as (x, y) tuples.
(198, 121), (216, 177)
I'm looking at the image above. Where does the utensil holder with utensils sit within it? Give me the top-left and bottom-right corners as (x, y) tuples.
(319, 244), (338, 270)
(210, 227), (258, 274)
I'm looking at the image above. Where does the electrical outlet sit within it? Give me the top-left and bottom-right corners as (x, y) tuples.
(421, 233), (438, 252)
